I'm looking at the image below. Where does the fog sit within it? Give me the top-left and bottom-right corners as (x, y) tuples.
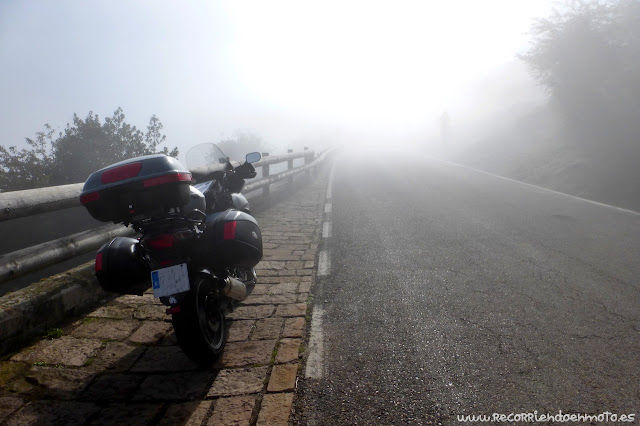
(0, 0), (554, 157)
(3, 0), (639, 209)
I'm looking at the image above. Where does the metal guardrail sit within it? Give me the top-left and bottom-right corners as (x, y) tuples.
(0, 150), (315, 222)
(0, 148), (329, 284)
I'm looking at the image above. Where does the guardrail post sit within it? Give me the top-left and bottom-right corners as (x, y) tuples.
(262, 152), (270, 197)
(304, 147), (311, 176)
(287, 149), (294, 184)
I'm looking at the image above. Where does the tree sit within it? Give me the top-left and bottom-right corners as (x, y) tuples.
(520, 0), (640, 155)
(0, 125), (56, 190)
(217, 130), (266, 162)
(146, 114), (178, 158)
(0, 108), (178, 191)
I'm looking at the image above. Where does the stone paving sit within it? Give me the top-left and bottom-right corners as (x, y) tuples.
(0, 169), (328, 426)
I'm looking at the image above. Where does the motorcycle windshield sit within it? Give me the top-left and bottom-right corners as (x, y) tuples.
(186, 143), (230, 174)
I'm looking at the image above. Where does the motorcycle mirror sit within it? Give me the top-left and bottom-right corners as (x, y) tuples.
(245, 152), (261, 164)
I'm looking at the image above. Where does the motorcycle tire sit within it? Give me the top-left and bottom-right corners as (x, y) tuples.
(171, 276), (227, 366)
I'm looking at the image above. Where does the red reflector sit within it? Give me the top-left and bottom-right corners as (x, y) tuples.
(166, 306), (181, 314)
(145, 234), (175, 249)
(223, 221), (237, 240)
(160, 260), (173, 266)
(80, 191), (100, 204)
(143, 172), (192, 188)
(101, 162), (142, 184)
(95, 253), (103, 272)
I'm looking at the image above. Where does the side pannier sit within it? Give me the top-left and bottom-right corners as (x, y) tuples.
(196, 209), (263, 268)
(95, 237), (149, 294)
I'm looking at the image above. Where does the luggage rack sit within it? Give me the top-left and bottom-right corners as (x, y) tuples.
(130, 209), (207, 236)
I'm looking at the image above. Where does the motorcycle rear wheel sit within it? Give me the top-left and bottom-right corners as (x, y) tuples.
(171, 276), (227, 365)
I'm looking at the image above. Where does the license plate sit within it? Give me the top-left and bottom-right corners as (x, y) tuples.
(151, 263), (190, 298)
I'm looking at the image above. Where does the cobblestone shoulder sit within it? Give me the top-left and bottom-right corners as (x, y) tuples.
(0, 167), (329, 426)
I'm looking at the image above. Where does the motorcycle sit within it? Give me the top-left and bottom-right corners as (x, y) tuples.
(79, 143), (263, 365)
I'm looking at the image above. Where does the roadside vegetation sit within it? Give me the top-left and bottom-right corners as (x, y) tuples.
(0, 108), (178, 192)
(0, 109), (268, 193)
(456, 0), (640, 210)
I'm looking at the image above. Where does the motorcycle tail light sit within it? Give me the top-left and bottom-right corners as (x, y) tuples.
(223, 221), (237, 240)
(95, 253), (103, 272)
(80, 191), (100, 204)
(143, 172), (192, 188)
(145, 233), (175, 249)
(166, 306), (181, 314)
(101, 162), (142, 184)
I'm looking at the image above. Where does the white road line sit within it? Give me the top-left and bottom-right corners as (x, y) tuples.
(322, 222), (332, 239)
(326, 164), (335, 200)
(318, 250), (330, 276)
(428, 155), (640, 216)
(306, 163), (335, 382)
(305, 305), (325, 379)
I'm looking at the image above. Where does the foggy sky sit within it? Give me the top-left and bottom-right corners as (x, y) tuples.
(0, 0), (553, 159)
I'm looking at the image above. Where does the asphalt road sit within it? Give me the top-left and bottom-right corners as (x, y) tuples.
(295, 148), (640, 425)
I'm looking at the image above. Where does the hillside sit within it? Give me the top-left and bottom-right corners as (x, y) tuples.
(451, 105), (640, 212)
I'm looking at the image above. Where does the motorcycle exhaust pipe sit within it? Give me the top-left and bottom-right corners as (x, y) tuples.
(223, 276), (248, 301)
(244, 268), (257, 297)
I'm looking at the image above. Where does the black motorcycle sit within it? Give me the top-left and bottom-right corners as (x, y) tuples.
(80, 143), (263, 364)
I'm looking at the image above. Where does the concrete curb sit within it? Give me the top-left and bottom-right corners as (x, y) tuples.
(0, 262), (108, 356)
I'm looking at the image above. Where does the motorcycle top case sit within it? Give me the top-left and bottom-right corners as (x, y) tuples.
(197, 209), (263, 268)
(80, 154), (193, 223)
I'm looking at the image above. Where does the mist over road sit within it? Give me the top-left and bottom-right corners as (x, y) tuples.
(296, 149), (640, 425)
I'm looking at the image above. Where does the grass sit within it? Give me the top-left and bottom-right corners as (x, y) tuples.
(0, 362), (29, 386)
(43, 328), (63, 340)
